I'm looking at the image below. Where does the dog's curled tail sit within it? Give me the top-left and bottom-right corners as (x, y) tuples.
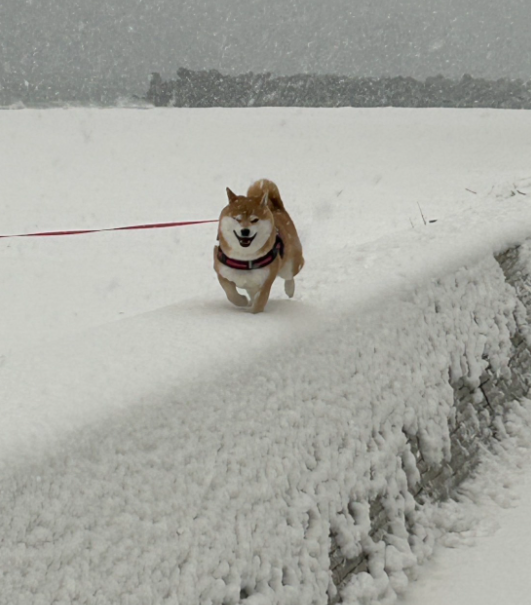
(247, 179), (285, 212)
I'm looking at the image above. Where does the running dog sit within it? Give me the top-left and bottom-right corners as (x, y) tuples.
(214, 179), (304, 313)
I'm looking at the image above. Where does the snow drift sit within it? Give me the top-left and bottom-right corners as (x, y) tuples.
(2, 108), (531, 605)
(3, 238), (531, 605)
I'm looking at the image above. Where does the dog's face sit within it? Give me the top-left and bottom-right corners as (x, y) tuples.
(219, 187), (274, 257)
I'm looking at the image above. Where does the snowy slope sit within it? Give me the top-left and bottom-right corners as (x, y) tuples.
(2, 107), (531, 352)
(1, 108), (531, 604)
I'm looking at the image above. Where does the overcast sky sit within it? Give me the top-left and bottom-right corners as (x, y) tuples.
(1, 0), (530, 99)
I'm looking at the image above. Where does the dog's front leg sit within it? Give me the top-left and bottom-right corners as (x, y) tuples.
(248, 278), (275, 314)
(217, 274), (249, 307)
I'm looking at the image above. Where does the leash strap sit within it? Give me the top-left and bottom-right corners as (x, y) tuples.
(0, 219), (219, 240)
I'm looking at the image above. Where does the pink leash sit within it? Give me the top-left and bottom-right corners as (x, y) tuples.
(0, 219), (219, 239)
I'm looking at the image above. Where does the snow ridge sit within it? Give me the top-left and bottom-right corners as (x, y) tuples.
(2, 243), (531, 604)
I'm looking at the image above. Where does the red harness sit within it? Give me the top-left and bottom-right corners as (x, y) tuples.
(217, 234), (284, 270)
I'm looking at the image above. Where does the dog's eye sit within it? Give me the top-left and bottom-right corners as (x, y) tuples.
(250, 218), (259, 224)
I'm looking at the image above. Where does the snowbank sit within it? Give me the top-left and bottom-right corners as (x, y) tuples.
(2, 108), (531, 604)
(3, 238), (531, 605)
(333, 245), (531, 603)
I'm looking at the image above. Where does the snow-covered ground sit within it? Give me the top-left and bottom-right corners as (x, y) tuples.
(2, 107), (530, 352)
(1, 107), (531, 604)
(400, 446), (531, 605)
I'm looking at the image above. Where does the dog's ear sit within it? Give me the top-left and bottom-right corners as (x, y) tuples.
(226, 187), (238, 204)
(260, 191), (269, 208)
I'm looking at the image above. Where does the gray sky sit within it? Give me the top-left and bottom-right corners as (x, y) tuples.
(1, 0), (530, 101)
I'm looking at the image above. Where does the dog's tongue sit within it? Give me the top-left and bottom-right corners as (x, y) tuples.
(239, 239), (252, 247)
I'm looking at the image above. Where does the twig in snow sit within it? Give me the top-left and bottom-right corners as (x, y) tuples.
(465, 188), (477, 195)
(417, 202), (427, 226)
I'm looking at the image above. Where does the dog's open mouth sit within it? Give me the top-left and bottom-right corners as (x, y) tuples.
(234, 231), (256, 248)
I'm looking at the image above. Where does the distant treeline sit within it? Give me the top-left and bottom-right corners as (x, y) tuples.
(147, 68), (531, 109)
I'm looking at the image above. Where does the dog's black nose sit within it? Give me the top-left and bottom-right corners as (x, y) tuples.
(241, 228), (251, 237)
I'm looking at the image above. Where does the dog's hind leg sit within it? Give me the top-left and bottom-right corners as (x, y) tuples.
(279, 260), (296, 298)
(284, 279), (295, 298)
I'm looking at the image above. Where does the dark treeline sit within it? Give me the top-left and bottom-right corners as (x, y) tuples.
(147, 68), (531, 109)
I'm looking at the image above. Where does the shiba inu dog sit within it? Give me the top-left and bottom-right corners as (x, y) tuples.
(214, 179), (304, 313)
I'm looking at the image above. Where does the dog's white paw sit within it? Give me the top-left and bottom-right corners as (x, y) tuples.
(284, 279), (295, 298)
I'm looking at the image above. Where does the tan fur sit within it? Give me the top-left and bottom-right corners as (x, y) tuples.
(214, 179), (304, 313)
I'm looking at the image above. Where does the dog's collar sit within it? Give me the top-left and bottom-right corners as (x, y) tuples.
(217, 234), (284, 270)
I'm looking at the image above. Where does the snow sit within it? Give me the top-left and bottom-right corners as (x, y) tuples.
(1, 108), (531, 604)
(399, 405), (531, 605)
(3, 0), (531, 104)
(2, 107), (530, 352)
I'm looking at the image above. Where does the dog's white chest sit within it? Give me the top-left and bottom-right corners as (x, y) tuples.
(218, 264), (271, 291)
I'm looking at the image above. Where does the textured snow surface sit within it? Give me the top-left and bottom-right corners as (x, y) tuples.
(399, 420), (531, 605)
(2, 254), (526, 605)
(1, 109), (531, 604)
